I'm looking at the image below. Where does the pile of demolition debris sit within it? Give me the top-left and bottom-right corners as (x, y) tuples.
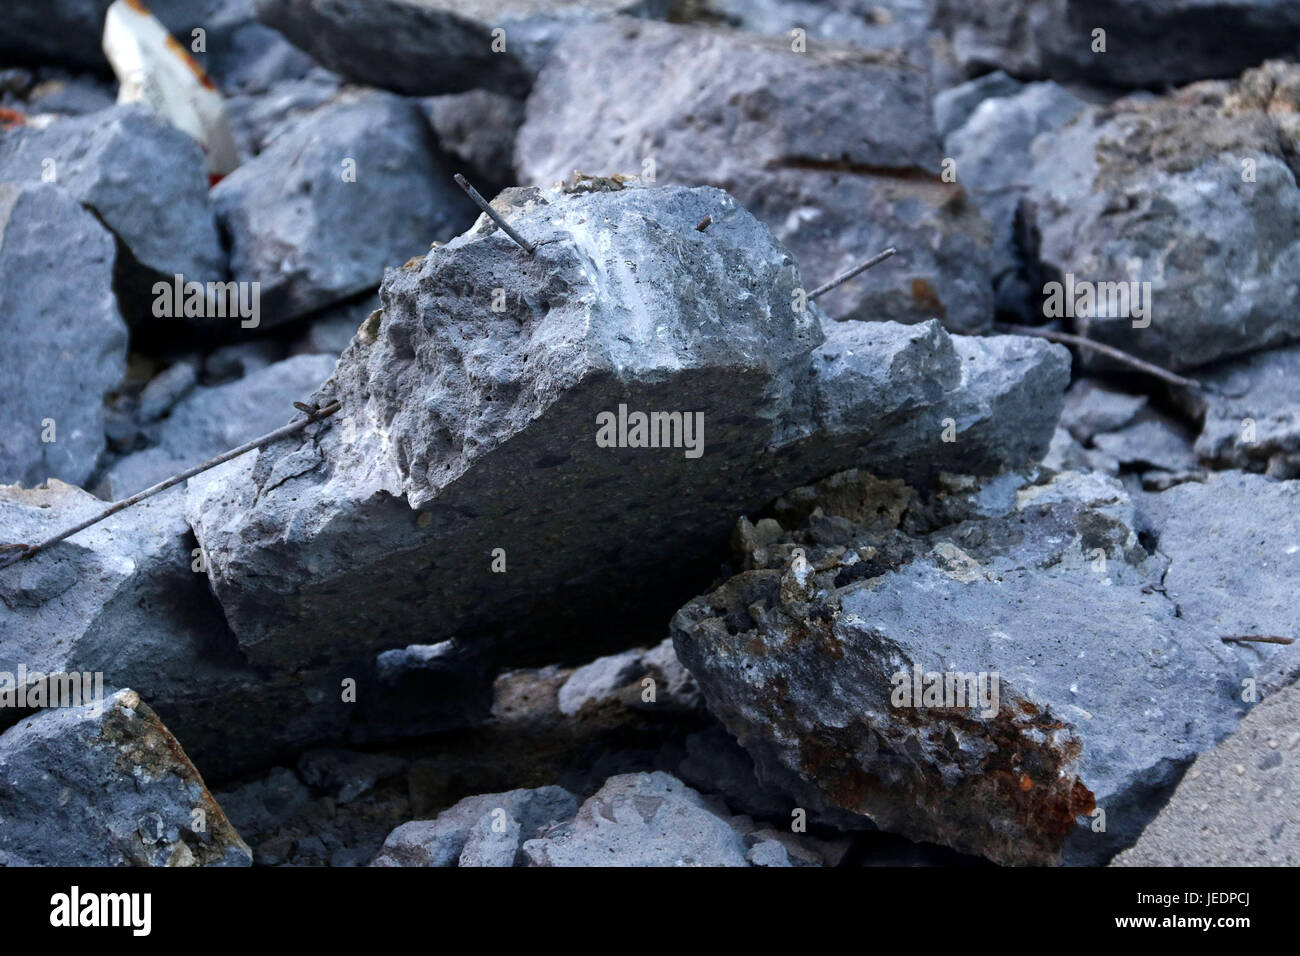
(0, 0), (1297, 867)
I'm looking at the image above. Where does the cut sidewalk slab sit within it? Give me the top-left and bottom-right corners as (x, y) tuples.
(1112, 678), (1300, 866)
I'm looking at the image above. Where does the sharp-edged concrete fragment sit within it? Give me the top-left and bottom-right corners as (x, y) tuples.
(0, 105), (226, 292)
(371, 785), (579, 866)
(0, 183), (128, 488)
(520, 771), (750, 866)
(671, 467), (1297, 864)
(186, 182), (1067, 673)
(254, 0), (674, 96)
(517, 18), (994, 331)
(213, 90), (475, 326)
(1021, 61), (1300, 371)
(0, 689), (251, 866)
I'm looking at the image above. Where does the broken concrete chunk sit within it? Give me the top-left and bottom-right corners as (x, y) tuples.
(187, 182), (820, 668)
(934, 0), (1300, 88)
(1059, 379), (1148, 444)
(0, 689), (251, 866)
(558, 638), (699, 716)
(254, 0), (674, 96)
(421, 91), (525, 191)
(1185, 343), (1300, 478)
(0, 480), (244, 706)
(371, 785), (579, 866)
(933, 70), (1024, 141)
(1134, 471), (1300, 692)
(1021, 62), (1300, 371)
(224, 69), (342, 160)
(214, 90), (475, 326)
(0, 480), (375, 778)
(946, 81), (1087, 195)
(942, 79), (1086, 318)
(520, 772), (749, 866)
(789, 320), (1070, 485)
(187, 183), (1064, 674)
(673, 467), (1294, 864)
(1113, 678), (1300, 866)
(1051, 384), (1200, 486)
(517, 18), (994, 331)
(0, 183), (128, 488)
(1091, 416), (1199, 475)
(0, 104), (226, 290)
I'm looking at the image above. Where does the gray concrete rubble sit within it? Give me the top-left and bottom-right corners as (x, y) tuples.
(213, 90), (475, 326)
(672, 467), (1298, 865)
(187, 181), (1067, 672)
(0, 689), (251, 866)
(0, 105), (226, 290)
(1112, 678), (1300, 866)
(97, 353), (336, 499)
(519, 772), (751, 867)
(933, 0), (1300, 89)
(254, 0), (675, 96)
(517, 18), (994, 332)
(0, 184), (127, 489)
(1020, 61), (1300, 371)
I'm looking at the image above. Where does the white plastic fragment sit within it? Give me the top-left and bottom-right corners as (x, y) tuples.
(102, 0), (238, 181)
